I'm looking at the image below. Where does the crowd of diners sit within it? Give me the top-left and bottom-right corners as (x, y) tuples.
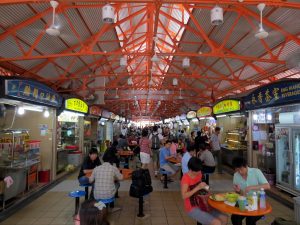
(74, 125), (270, 225)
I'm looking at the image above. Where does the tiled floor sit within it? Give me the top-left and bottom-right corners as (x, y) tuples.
(0, 164), (295, 225)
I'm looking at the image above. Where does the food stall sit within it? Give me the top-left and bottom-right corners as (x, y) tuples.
(213, 99), (247, 167)
(0, 78), (62, 209)
(197, 106), (216, 135)
(244, 79), (300, 194)
(187, 111), (199, 132)
(57, 98), (88, 173)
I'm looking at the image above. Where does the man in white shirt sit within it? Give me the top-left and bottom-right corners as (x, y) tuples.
(210, 127), (222, 173)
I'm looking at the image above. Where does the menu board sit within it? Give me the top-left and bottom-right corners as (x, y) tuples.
(197, 106), (212, 118)
(187, 111), (196, 119)
(213, 100), (240, 115)
(65, 98), (88, 113)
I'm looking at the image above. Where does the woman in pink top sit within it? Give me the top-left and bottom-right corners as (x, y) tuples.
(139, 129), (152, 169)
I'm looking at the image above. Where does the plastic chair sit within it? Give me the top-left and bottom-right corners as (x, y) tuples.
(159, 168), (172, 189)
(80, 183), (93, 200)
(69, 190), (86, 215)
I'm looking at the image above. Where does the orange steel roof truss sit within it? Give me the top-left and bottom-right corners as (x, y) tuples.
(0, 0), (299, 119)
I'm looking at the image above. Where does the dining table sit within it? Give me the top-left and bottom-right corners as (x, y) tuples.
(208, 198), (272, 216)
(118, 150), (134, 169)
(167, 157), (181, 164)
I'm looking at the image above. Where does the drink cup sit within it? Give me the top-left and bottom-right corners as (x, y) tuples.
(238, 196), (246, 211)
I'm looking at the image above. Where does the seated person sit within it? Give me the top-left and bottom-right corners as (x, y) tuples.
(159, 140), (180, 179)
(89, 155), (123, 210)
(78, 149), (101, 186)
(181, 157), (228, 225)
(181, 146), (196, 175)
(74, 199), (109, 225)
(231, 157), (271, 225)
(103, 140), (120, 168)
(117, 134), (128, 150)
(199, 143), (216, 174)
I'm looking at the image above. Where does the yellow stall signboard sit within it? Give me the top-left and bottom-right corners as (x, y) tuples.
(197, 107), (212, 118)
(65, 98), (88, 113)
(213, 100), (240, 115)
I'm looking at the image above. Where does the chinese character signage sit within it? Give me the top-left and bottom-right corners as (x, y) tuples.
(187, 111), (197, 119)
(5, 79), (62, 107)
(213, 100), (240, 115)
(244, 80), (300, 110)
(65, 98), (88, 113)
(197, 106), (212, 118)
(89, 105), (102, 116)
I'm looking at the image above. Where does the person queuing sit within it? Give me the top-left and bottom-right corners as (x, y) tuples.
(181, 157), (228, 225)
(139, 129), (152, 169)
(74, 199), (110, 225)
(231, 157), (270, 225)
(149, 126), (164, 177)
(159, 140), (180, 181)
(78, 149), (101, 187)
(89, 155), (123, 212)
(181, 146), (196, 175)
(210, 127), (222, 174)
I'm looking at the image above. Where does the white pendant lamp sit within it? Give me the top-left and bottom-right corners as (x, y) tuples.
(127, 77), (133, 85)
(172, 78), (178, 86)
(102, 3), (115, 23)
(211, 5), (223, 26)
(178, 88), (183, 99)
(182, 57), (190, 68)
(115, 88), (119, 99)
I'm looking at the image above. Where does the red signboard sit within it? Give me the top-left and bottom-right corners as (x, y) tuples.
(89, 105), (102, 116)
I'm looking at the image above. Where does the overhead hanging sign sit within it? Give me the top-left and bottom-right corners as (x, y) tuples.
(187, 111), (197, 119)
(4, 79), (62, 107)
(89, 105), (102, 116)
(197, 106), (212, 118)
(244, 80), (300, 110)
(65, 98), (88, 113)
(213, 99), (240, 115)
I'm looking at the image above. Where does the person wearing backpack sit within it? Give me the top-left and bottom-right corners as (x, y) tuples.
(149, 126), (164, 177)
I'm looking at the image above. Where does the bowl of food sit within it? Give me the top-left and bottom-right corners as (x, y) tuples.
(210, 193), (226, 201)
(225, 192), (239, 203)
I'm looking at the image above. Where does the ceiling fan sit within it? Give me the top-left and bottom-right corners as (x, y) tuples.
(46, 1), (60, 36)
(255, 3), (268, 39)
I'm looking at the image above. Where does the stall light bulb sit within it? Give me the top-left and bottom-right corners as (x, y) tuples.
(18, 107), (25, 115)
(44, 110), (50, 118)
(267, 114), (272, 121)
(253, 114), (258, 120)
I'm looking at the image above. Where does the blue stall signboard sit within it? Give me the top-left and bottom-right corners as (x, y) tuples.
(5, 80), (62, 107)
(244, 80), (300, 110)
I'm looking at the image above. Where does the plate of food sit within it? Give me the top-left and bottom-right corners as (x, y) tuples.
(209, 193), (226, 201)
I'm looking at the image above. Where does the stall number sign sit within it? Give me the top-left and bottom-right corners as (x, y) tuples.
(65, 98), (88, 113)
(213, 100), (240, 115)
(187, 111), (196, 119)
(197, 107), (212, 118)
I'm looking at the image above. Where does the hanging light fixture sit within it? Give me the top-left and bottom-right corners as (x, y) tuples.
(172, 78), (178, 86)
(182, 57), (190, 68)
(178, 88), (183, 99)
(17, 105), (25, 115)
(115, 88), (119, 99)
(102, 3), (115, 23)
(211, 5), (223, 26)
(127, 77), (133, 85)
(120, 56), (127, 67)
(43, 109), (50, 118)
(46, 1), (60, 36)
(255, 3), (269, 39)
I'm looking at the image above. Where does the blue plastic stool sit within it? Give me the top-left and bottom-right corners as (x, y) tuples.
(97, 197), (115, 208)
(159, 168), (172, 189)
(80, 183), (93, 200)
(69, 190), (86, 215)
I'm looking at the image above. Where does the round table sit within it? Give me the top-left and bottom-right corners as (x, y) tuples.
(167, 157), (181, 164)
(208, 198), (272, 216)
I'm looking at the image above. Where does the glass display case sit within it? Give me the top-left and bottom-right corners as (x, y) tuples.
(224, 130), (247, 150)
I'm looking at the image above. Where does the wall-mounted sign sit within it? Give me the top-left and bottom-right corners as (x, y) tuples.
(187, 111), (197, 119)
(244, 80), (300, 110)
(197, 106), (212, 118)
(89, 106), (102, 116)
(5, 79), (62, 107)
(65, 98), (88, 113)
(213, 100), (240, 115)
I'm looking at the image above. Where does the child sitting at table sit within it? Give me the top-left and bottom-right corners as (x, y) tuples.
(181, 157), (228, 225)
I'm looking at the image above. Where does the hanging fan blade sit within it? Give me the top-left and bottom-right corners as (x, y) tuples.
(46, 1), (60, 36)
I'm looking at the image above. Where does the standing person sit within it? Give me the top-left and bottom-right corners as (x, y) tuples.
(78, 149), (101, 186)
(159, 140), (180, 180)
(89, 155), (123, 211)
(139, 129), (152, 169)
(195, 130), (205, 153)
(103, 140), (120, 168)
(231, 157), (270, 225)
(149, 126), (164, 177)
(210, 127), (222, 174)
(181, 157), (228, 225)
(181, 146), (196, 174)
(117, 134), (128, 150)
